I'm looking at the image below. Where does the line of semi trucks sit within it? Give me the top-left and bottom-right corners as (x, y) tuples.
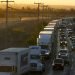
(0, 17), (75, 75)
(0, 19), (58, 75)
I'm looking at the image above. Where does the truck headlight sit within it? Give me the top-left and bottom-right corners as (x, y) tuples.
(72, 46), (73, 49)
(52, 63), (54, 66)
(58, 53), (61, 55)
(60, 42), (62, 43)
(65, 41), (67, 43)
(61, 64), (64, 66)
(66, 54), (68, 56)
(45, 52), (49, 55)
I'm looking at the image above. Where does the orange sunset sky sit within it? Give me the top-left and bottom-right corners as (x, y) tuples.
(14, 0), (75, 6)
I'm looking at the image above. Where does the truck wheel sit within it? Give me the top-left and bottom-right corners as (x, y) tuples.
(43, 69), (45, 72)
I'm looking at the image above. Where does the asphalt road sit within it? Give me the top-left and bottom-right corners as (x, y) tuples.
(29, 60), (71, 75)
(43, 61), (70, 75)
(42, 27), (72, 75)
(70, 51), (75, 75)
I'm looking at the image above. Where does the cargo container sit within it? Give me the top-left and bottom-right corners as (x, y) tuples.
(0, 48), (29, 75)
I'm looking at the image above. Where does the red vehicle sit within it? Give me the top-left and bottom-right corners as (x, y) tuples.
(52, 58), (64, 70)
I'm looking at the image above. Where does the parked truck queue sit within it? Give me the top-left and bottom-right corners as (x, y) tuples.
(0, 17), (75, 75)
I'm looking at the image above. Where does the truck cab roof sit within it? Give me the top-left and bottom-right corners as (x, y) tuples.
(39, 31), (52, 35)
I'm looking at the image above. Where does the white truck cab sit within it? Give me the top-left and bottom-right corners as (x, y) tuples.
(37, 31), (53, 60)
(29, 46), (45, 72)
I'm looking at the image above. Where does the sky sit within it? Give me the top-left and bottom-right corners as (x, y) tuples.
(14, 0), (75, 6)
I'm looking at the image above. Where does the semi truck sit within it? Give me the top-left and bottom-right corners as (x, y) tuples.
(0, 48), (29, 75)
(28, 46), (45, 72)
(37, 31), (53, 60)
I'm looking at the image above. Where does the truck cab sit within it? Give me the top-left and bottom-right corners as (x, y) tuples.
(37, 31), (52, 60)
(28, 46), (45, 72)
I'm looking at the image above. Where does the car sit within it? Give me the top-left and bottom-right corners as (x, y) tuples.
(59, 32), (65, 36)
(60, 41), (67, 46)
(60, 45), (67, 49)
(58, 49), (69, 65)
(71, 42), (75, 51)
(71, 36), (75, 41)
(60, 34), (66, 38)
(67, 29), (73, 34)
(58, 49), (69, 57)
(58, 55), (70, 65)
(52, 58), (64, 70)
(59, 29), (65, 32)
(59, 36), (66, 41)
(68, 31), (73, 34)
(68, 34), (72, 39)
(58, 24), (66, 29)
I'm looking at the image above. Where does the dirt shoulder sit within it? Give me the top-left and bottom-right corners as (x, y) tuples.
(0, 18), (49, 50)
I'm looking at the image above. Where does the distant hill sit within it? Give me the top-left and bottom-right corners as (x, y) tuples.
(0, 4), (75, 10)
(49, 5), (75, 9)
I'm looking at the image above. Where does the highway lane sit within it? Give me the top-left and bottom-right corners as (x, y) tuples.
(28, 56), (71, 75)
(0, 17), (38, 28)
(43, 61), (70, 75)
(0, 17), (47, 28)
(70, 51), (75, 75)
(22, 19), (75, 75)
(44, 27), (71, 75)
(21, 17), (48, 21)
(0, 17), (48, 23)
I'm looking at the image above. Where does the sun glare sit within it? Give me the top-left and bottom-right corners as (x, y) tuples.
(14, 0), (75, 6)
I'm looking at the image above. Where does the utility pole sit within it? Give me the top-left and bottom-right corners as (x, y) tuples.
(40, 4), (45, 25)
(41, 5), (48, 25)
(1, 0), (14, 26)
(1, 0), (14, 48)
(44, 5), (48, 19)
(34, 2), (41, 24)
(48, 7), (50, 21)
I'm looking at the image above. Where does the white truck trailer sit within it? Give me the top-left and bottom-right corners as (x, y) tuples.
(28, 46), (45, 72)
(37, 31), (53, 60)
(0, 48), (29, 75)
(45, 25), (55, 28)
(44, 27), (54, 31)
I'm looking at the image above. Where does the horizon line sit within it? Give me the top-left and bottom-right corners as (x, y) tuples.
(1, 3), (75, 7)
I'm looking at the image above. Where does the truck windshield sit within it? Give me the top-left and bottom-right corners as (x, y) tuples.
(40, 45), (49, 49)
(30, 55), (40, 59)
